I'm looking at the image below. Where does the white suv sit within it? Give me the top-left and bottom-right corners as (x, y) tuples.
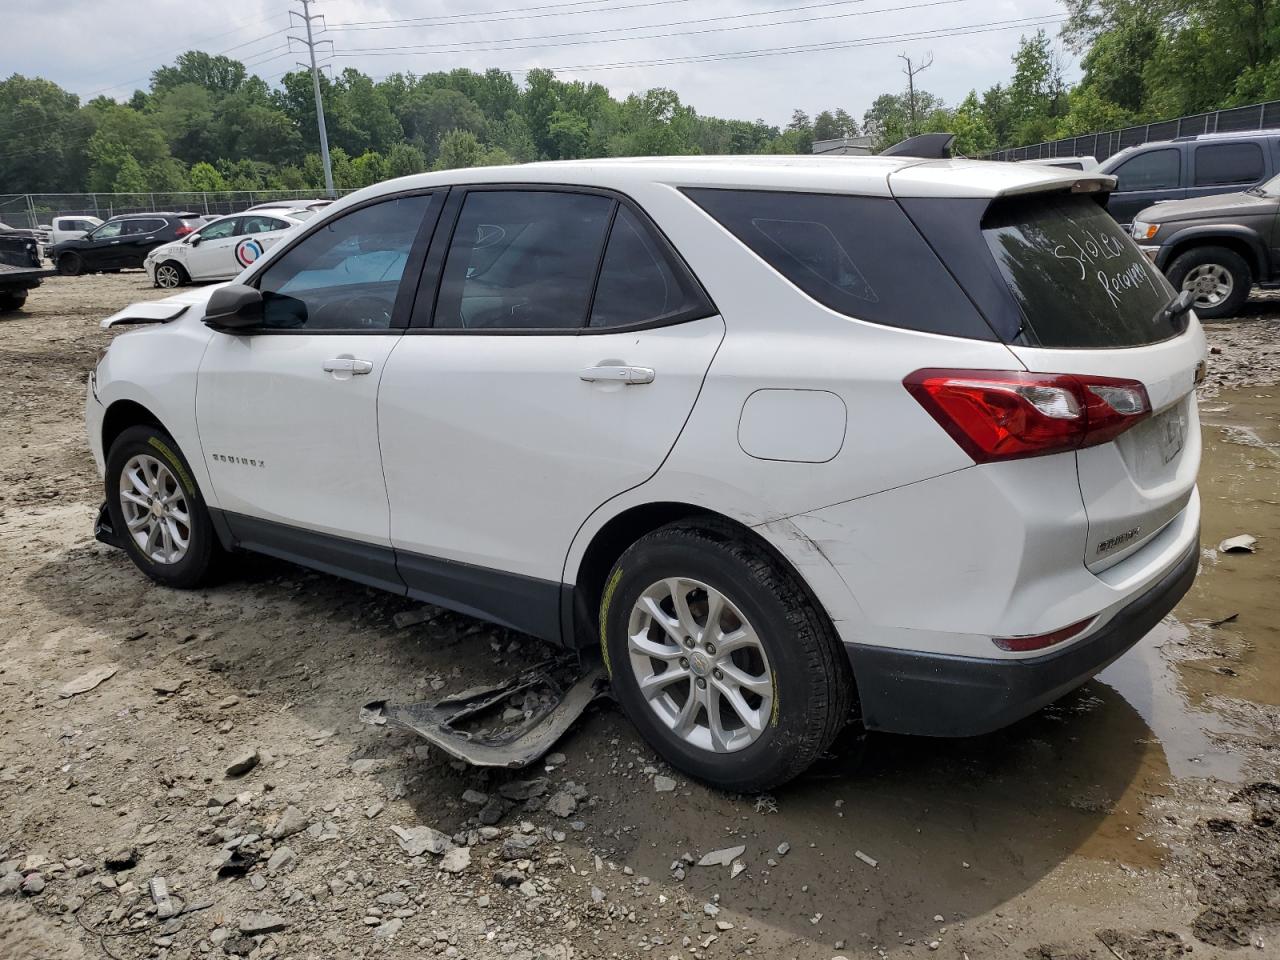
(87, 157), (1205, 791)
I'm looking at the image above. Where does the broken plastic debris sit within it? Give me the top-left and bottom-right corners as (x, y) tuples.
(698, 845), (746, 868)
(855, 849), (879, 868)
(59, 665), (117, 698)
(1218, 534), (1257, 553)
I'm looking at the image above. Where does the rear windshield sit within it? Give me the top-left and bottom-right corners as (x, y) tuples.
(684, 188), (994, 340)
(981, 193), (1182, 348)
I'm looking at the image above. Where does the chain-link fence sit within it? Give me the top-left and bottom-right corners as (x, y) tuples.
(984, 99), (1280, 162)
(0, 189), (359, 231)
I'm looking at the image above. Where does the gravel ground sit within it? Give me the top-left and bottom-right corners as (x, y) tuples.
(1, 273), (1277, 960)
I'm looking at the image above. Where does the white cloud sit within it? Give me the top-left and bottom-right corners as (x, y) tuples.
(8, 0), (1078, 127)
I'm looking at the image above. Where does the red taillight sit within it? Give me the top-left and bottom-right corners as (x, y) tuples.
(903, 369), (1150, 463)
(174, 225), (194, 238)
(993, 617), (1093, 652)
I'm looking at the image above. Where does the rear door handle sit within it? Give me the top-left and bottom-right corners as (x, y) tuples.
(323, 358), (374, 375)
(580, 364), (655, 385)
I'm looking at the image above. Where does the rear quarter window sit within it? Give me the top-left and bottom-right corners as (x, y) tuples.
(683, 188), (993, 340)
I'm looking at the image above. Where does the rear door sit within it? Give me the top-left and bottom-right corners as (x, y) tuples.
(976, 191), (1204, 570)
(1106, 146), (1186, 225)
(118, 218), (166, 267)
(378, 187), (723, 638)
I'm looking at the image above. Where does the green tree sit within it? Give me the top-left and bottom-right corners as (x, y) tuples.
(947, 91), (997, 155)
(0, 75), (89, 193)
(188, 161), (227, 191)
(385, 142), (427, 178)
(111, 155), (148, 193)
(151, 51), (247, 96)
(85, 105), (171, 192)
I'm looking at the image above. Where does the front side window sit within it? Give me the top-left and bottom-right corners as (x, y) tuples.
(197, 218), (242, 241)
(255, 194), (433, 331)
(434, 190), (613, 330)
(1194, 142), (1265, 187)
(1112, 149), (1181, 191)
(589, 206), (712, 328)
(92, 222), (123, 240)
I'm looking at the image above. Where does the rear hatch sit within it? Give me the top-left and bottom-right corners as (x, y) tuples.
(891, 165), (1205, 572)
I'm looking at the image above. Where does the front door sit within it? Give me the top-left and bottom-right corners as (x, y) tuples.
(378, 189), (724, 639)
(186, 217), (243, 280)
(195, 192), (440, 589)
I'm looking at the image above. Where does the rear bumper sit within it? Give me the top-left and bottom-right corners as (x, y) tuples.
(845, 535), (1199, 737)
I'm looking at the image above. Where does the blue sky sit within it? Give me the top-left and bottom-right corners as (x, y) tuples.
(10, 0), (1078, 127)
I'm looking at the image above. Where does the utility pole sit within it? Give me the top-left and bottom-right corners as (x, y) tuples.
(290, 0), (335, 197)
(897, 52), (934, 137)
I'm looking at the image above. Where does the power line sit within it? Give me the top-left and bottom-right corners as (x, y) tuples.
(334, 0), (984, 57)
(327, 0), (693, 31)
(350, 13), (1065, 75)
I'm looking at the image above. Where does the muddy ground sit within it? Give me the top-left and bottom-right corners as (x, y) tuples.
(1, 273), (1278, 960)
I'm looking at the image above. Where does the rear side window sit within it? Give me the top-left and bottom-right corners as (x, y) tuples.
(1194, 142), (1265, 186)
(685, 188), (993, 339)
(981, 193), (1181, 348)
(589, 206), (712, 329)
(1111, 149), (1180, 191)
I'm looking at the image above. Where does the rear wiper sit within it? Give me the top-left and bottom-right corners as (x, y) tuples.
(1159, 290), (1195, 323)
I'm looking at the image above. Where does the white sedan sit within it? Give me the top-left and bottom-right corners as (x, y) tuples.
(144, 210), (313, 288)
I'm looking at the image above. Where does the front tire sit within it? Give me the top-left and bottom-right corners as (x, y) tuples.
(57, 252), (84, 277)
(104, 425), (222, 588)
(601, 520), (854, 792)
(1167, 245), (1250, 320)
(154, 262), (187, 289)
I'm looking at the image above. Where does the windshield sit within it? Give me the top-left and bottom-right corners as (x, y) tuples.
(981, 193), (1184, 348)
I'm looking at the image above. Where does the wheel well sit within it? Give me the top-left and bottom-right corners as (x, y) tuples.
(569, 502), (817, 648)
(160, 260), (188, 278)
(1168, 235), (1263, 280)
(101, 400), (166, 456)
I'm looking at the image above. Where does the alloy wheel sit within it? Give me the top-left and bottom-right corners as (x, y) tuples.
(155, 264), (181, 288)
(1181, 263), (1233, 308)
(626, 577), (774, 753)
(118, 454), (191, 564)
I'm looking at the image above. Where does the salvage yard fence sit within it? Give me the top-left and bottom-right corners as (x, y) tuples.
(0, 189), (359, 231)
(985, 98), (1280, 163)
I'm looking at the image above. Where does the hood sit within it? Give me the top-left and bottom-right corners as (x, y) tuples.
(1141, 188), (1279, 223)
(101, 283), (227, 329)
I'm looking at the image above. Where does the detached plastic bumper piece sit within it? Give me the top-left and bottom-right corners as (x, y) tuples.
(361, 658), (607, 768)
(94, 502), (125, 549)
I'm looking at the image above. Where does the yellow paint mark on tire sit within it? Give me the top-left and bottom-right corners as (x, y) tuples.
(599, 566), (624, 679)
(147, 436), (194, 496)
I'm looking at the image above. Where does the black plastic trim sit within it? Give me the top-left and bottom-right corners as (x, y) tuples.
(208, 508), (566, 644)
(397, 551), (562, 642)
(845, 536), (1199, 738)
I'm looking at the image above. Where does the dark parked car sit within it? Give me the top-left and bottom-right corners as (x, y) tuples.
(51, 213), (207, 276)
(1098, 130), (1280, 227)
(1129, 172), (1280, 319)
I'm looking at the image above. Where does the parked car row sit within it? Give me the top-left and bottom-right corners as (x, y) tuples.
(42, 200), (331, 283)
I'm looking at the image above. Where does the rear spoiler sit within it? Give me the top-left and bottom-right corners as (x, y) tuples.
(101, 302), (190, 329)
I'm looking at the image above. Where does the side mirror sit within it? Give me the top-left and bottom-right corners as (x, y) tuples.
(189, 235), (202, 246)
(204, 284), (264, 331)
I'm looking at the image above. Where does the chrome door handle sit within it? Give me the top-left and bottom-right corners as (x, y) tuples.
(323, 358), (374, 375)
(580, 364), (655, 385)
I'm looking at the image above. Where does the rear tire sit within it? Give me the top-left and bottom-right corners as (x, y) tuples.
(601, 520), (854, 792)
(0, 290), (27, 312)
(104, 425), (223, 589)
(154, 262), (187, 289)
(57, 252), (84, 277)
(1166, 245), (1250, 320)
